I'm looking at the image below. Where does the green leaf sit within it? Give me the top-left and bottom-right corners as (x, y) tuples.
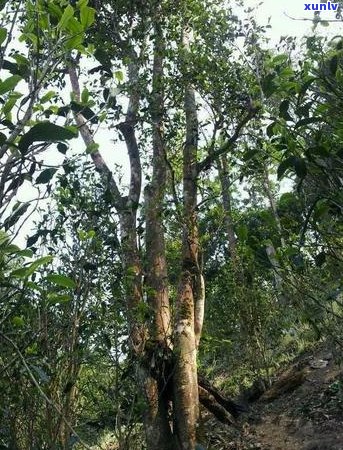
(299, 77), (317, 96)
(103, 334), (112, 349)
(3, 203), (29, 230)
(25, 343), (38, 355)
(266, 121), (277, 138)
(0, 75), (22, 95)
(3, 92), (22, 115)
(12, 316), (25, 327)
(57, 143), (68, 154)
(236, 224), (248, 242)
(70, 102), (97, 123)
(65, 34), (84, 50)
(19, 122), (77, 153)
(16, 249), (33, 258)
(0, 230), (9, 245)
(58, 4), (74, 30)
(0, 1), (8, 11)
(329, 55), (338, 76)
(13, 54), (29, 67)
(11, 255), (53, 278)
(27, 255), (53, 275)
(279, 100), (293, 121)
(243, 149), (258, 161)
(277, 156), (296, 180)
(36, 168), (57, 184)
(94, 48), (112, 74)
(80, 5), (95, 29)
(293, 157), (307, 178)
(40, 91), (56, 103)
(47, 2), (62, 18)
(27, 281), (44, 293)
(0, 132), (6, 145)
(294, 117), (322, 129)
(315, 252), (326, 267)
(272, 54), (288, 65)
(114, 70), (124, 82)
(3, 244), (20, 254)
(27, 234), (39, 247)
(47, 293), (72, 305)
(2, 59), (22, 75)
(313, 199), (330, 221)
(66, 17), (83, 35)
(0, 27), (7, 45)
(46, 274), (77, 289)
(309, 145), (330, 157)
(81, 87), (89, 104)
(261, 73), (277, 98)
(86, 142), (99, 154)
(10, 268), (27, 278)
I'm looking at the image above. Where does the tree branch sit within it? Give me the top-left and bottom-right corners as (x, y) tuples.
(284, 12), (343, 23)
(68, 65), (124, 210)
(117, 50), (142, 208)
(197, 112), (254, 173)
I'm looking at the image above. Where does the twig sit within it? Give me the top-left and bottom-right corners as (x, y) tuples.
(284, 12), (343, 23)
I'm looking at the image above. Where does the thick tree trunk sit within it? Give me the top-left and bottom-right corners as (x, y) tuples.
(145, 16), (171, 345)
(174, 272), (199, 449)
(142, 15), (174, 449)
(119, 211), (145, 352)
(173, 24), (202, 450)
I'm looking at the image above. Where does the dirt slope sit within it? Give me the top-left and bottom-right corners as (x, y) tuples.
(204, 344), (343, 450)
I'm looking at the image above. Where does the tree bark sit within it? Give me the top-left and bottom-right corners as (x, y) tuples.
(145, 15), (171, 345)
(217, 154), (237, 259)
(173, 23), (202, 450)
(141, 13), (174, 449)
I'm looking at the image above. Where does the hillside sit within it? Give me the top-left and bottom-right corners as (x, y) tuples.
(203, 343), (343, 450)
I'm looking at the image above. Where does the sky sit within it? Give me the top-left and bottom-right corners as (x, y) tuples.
(12, 0), (342, 246)
(246, 0), (341, 41)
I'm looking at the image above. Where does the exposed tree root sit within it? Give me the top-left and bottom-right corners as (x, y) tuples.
(198, 375), (247, 425)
